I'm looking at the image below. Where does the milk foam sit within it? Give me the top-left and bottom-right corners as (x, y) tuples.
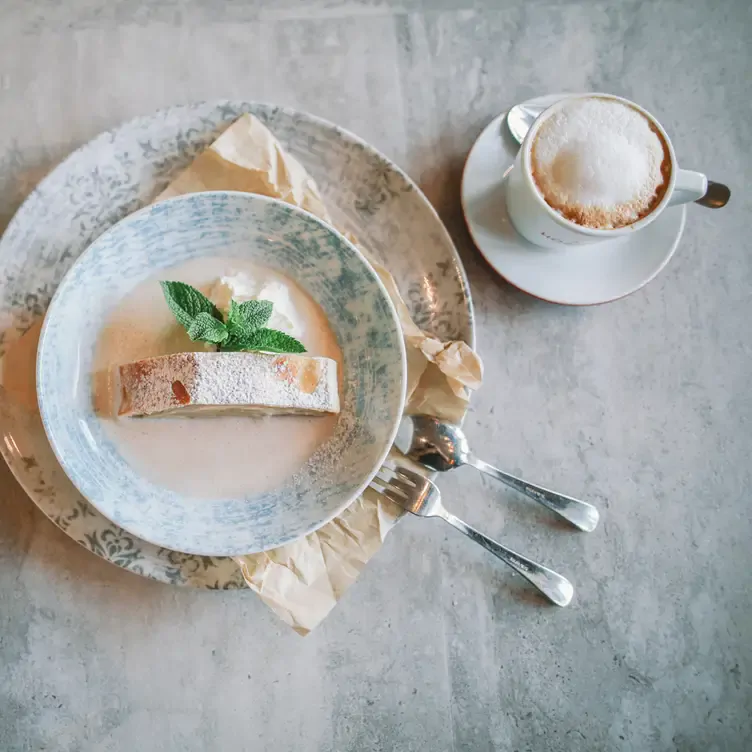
(531, 98), (669, 229)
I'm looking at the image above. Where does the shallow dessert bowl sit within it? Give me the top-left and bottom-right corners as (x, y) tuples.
(37, 192), (407, 556)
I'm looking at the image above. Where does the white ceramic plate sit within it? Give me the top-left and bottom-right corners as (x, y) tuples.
(0, 101), (474, 587)
(461, 94), (686, 306)
(37, 192), (407, 556)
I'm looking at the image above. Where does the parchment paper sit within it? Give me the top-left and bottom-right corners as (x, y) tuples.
(156, 114), (483, 634)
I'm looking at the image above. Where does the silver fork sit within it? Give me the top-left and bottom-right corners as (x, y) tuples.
(372, 464), (574, 607)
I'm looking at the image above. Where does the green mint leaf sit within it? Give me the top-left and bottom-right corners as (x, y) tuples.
(160, 281), (223, 330)
(160, 284), (303, 353)
(222, 328), (306, 354)
(186, 312), (229, 344)
(227, 299), (273, 336)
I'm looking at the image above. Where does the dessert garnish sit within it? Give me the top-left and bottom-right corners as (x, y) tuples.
(160, 281), (306, 354)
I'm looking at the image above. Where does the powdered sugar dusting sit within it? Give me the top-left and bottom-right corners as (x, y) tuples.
(118, 351), (339, 417)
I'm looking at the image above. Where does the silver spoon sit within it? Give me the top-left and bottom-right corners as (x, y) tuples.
(506, 102), (548, 144)
(406, 416), (599, 532)
(506, 103), (730, 209)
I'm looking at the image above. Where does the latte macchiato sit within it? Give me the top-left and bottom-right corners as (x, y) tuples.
(530, 97), (671, 230)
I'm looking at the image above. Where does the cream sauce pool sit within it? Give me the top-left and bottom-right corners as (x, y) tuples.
(92, 257), (342, 499)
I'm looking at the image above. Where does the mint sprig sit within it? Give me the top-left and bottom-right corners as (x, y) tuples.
(223, 329), (307, 354)
(227, 299), (273, 334)
(160, 280), (306, 355)
(186, 312), (229, 344)
(160, 281), (222, 329)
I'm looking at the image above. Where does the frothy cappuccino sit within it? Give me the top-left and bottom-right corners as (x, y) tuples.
(531, 98), (671, 230)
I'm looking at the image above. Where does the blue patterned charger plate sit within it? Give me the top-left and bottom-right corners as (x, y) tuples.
(36, 192), (406, 556)
(0, 101), (473, 586)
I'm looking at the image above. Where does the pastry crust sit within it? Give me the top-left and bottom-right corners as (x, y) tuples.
(117, 351), (339, 417)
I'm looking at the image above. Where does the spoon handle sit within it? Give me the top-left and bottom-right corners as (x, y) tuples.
(438, 509), (574, 606)
(466, 455), (600, 532)
(695, 181), (731, 208)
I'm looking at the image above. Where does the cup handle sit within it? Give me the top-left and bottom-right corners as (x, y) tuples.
(668, 169), (707, 207)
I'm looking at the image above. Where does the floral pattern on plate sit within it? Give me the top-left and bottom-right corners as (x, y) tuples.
(0, 101), (473, 587)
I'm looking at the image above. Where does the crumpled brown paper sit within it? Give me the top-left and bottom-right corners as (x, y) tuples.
(156, 114), (483, 634)
(157, 114), (332, 223)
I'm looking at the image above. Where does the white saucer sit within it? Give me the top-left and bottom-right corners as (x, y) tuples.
(461, 94), (686, 305)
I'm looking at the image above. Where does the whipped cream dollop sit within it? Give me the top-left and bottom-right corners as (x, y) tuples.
(211, 272), (305, 338)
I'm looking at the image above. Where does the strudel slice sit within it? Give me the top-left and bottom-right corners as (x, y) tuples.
(117, 351), (339, 418)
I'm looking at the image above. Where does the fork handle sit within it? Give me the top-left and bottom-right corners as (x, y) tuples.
(466, 455), (599, 532)
(439, 510), (574, 607)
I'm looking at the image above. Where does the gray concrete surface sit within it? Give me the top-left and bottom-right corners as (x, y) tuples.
(1, 1), (751, 750)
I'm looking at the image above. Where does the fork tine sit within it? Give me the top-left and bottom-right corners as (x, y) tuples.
(372, 471), (408, 499)
(382, 487), (410, 507)
(385, 477), (416, 495)
(381, 460), (420, 487)
(369, 479), (409, 507)
(393, 464), (422, 485)
(371, 462), (437, 515)
(381, 458), (405, 475)
(375, 463), (417, 486)
(376, 464), (425, 496)
(374, 468), (398, 487)
(370, 475), (390, 494)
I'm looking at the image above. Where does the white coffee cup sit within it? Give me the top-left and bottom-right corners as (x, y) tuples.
(505, 93), (708, 248)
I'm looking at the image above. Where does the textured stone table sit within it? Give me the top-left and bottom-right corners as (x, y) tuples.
(1, 1), (750, 750)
